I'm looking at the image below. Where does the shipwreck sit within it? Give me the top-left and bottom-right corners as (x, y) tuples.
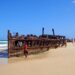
(8, 28), (67, 57)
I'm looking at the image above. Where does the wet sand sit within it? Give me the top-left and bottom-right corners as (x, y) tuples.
(0, 43), (75, 75)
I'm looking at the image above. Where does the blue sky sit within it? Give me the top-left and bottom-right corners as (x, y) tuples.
(0, 0), (75, 40)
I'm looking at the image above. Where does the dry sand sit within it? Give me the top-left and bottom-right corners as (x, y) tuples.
(0, 43), (75, 75)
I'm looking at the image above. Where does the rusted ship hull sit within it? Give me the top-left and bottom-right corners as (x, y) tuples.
(8, 30), (67, 57)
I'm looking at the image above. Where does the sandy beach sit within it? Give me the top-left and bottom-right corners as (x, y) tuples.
(0, 43), (75, 75)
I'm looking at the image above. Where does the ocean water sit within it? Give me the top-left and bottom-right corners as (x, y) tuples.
(0, 41), (8, 58)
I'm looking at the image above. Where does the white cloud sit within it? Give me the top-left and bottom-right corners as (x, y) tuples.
(72, 0), (75, 4)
